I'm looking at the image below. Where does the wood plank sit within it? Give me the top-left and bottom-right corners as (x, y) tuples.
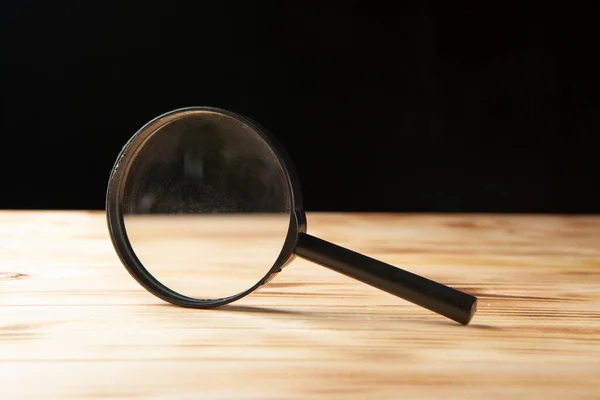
(1, 211), (599, 399)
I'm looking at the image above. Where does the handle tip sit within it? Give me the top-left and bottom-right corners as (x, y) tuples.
(459, 297), (478, 325)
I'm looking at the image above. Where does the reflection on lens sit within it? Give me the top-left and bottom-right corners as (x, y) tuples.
(122, 110), (291, 299)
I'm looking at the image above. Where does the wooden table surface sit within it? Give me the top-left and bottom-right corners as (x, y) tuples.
(1, 211), (599, 399)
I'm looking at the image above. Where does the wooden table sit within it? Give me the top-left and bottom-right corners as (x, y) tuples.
(1, 211), (599, 399)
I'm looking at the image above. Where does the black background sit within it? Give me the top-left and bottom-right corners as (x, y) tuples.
(1, 2), (598, 213)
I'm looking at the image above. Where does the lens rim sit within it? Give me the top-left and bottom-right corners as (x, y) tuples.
(106, 107), (307, 308)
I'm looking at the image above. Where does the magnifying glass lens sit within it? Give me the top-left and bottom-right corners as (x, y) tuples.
(122, 111), (291, 300)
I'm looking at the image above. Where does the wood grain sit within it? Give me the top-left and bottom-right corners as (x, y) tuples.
(1, 211), (599, 399)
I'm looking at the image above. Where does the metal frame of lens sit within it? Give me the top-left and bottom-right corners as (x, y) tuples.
(106, 107), (307, 308)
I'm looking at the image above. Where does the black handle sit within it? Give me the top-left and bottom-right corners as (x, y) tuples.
(294, 233), (477, 325)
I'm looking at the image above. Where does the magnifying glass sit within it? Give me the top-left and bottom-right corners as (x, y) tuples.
(106, 107), (477, 325)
